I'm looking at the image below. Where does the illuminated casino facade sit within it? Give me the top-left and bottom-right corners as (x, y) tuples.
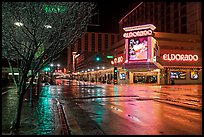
(72, 2), (201, 85)
(74, 24), (202, 85)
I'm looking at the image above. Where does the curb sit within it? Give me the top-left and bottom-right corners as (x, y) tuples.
(62, 104), (83, 135)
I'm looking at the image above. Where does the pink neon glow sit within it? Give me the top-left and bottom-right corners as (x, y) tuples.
(123, 29), (153, 38)
(123, 24), (156, 32)
(163, 54), (199, 61)
(119, 2), (143, 24)
(128, 37), (148, 61)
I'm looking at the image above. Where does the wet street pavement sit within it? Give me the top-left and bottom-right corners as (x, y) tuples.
(59, 80), (202, 135)
(2, 80), (202, 135)
(2, 84), (68, 135)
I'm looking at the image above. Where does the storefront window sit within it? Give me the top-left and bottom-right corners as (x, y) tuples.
(190, 71), (199, 80)
(120, 73), (126, 80)
(170, 71), (186, 79)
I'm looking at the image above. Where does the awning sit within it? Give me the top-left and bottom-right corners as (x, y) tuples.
(123, 62), (160, 71)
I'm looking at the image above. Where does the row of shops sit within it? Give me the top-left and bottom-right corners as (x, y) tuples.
(74, 67), (202, 85)
(73, 24), (202, 85)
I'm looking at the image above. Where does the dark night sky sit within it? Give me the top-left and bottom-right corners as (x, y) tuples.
(57, 1), (139, 67)
(88, 1), (139, 33)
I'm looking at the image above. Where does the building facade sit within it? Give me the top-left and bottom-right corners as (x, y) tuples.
(67, 32), (120, 73)
(119, 2), (202, 37)
(74, 2), (202, 85)
(75, 25), (202, 85)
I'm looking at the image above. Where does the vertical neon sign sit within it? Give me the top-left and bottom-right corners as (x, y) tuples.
(128, 37), (148, 60)
(123, 24), (156, 62)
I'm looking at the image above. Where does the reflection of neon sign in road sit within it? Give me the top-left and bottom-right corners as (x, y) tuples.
(163, 54), (199, 61)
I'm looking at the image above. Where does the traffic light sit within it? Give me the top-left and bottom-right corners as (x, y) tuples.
(95, 55), (101, 62)
(43, 66), (51, 72)
(96, 57), (100, 61)
(114, 66), (118, 80)
(113, 66), (118, 84)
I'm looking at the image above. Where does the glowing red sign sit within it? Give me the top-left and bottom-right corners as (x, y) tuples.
(111, 56), (124, 65)
(123, 29), (153, 38)
(163, 54), (199, 61)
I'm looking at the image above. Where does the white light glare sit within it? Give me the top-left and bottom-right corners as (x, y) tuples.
(14, 22), (23, 27)
(44, 25), (52, 29)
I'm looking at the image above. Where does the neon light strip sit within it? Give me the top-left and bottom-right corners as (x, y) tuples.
(164, 66), (202, 69)
(119, 2), (143, 24)
(123, 24), (156, 32)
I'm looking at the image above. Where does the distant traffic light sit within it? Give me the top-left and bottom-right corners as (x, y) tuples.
(43, 66), (51, 72)
(95, 55), (101, 62)
(113, 67), (118, 84)
(114, 66), (118, 79)
(96, 57), (100, 61)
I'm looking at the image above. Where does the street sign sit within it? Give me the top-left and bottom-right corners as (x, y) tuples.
(43, 5), (66, 13)
(106, 55), (114, 59)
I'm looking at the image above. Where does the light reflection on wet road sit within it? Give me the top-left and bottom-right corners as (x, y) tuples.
(56, 79), (202, 135)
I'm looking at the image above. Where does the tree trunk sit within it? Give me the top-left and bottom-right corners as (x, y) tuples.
(11, 93), (24, 130)
(11, 82), (27, 130)
(29, 61), (34, 107)
(16, 95), (24, 128)
(29, 83), (33, 107)
(37, 72), (41, 99)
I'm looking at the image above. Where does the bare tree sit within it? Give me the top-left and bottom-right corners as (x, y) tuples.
(2, 2), (96, 130)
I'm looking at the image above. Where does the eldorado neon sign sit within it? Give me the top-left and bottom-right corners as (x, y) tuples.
(123, 29), (153, 38)
(111, 56), (124, 65)
(163, 54), (198, 61)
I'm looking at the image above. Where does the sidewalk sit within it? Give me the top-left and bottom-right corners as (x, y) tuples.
(2, 85), (67, 135)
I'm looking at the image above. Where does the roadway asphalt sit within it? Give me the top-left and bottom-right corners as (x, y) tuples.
(2, 82), (202, 135)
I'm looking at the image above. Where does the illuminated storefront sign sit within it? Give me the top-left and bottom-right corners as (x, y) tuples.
(163, 54), (199, 61)
(111, 56), (124, 65)
(123, 29), (153, 38)
(123, 24), (156, 63)
(128, 37), (148, 60)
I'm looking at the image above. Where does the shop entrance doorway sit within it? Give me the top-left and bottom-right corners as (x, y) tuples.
(133, 72), (157, 84)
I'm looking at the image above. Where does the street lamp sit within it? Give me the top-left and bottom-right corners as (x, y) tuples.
(44, 25), (52, 29)
(14, 22), (23, 27)
(50, 63), (60, 72)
